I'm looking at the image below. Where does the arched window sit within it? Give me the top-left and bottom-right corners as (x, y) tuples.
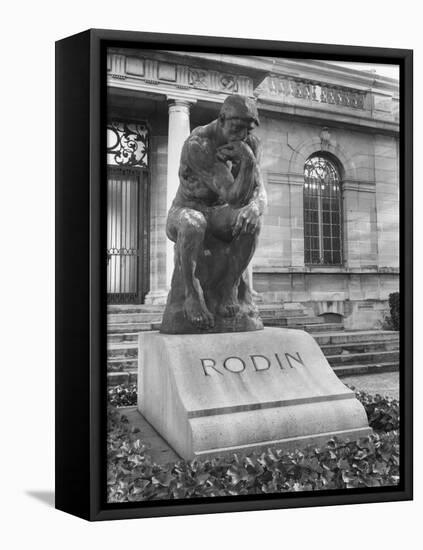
(304, 154), (343, 265)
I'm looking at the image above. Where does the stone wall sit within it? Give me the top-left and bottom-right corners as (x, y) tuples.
(251, 112), (399, 329)
(254, 271), (398, 329)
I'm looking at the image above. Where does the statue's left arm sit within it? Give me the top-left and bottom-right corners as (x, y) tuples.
(233, 134), (267, 235)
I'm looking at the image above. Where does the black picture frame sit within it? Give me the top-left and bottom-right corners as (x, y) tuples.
(55, 28), (413, 521)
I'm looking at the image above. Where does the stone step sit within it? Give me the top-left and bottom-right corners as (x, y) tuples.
(304, 323), (344, 333)
(108, 304), (165, 313)
(108, 315), (330, 333)
(265, 308), (315, 317)
(258, 302), (299, 310)
(108, 357), (138, 369)
(263, 316), (325, 327)
(327, 350), (399, 367)
(109, 305), (312, 324)
(109, 311), (314, 326)
(321, 340), (399, 356)
(109, 302), (303, 313)
(107, 371), (138, 386)
(107, 341), (138, 349)
(259, 309), (311, 319)
(108, 332), (139, 344)
(333, 361), (399, 377)
(313, 330), (399, 346)
(107, 344), (138, 358)
(107, 321), (161, 333)
(108, 312), (163, 324)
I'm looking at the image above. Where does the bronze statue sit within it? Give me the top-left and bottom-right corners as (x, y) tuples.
(160, 94), (267, 334)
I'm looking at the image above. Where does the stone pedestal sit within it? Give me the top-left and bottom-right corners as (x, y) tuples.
(138, 327), (371, 460)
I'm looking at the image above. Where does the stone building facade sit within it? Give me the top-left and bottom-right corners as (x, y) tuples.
(106, 49), (399, 330)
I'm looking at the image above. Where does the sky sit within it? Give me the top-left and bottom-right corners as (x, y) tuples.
(325, 61), (399, 81)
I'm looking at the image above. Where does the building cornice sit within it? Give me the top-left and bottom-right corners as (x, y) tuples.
(107, 50), (399, 134)
(160, 51), (399, 95)
(259, 58), (399, 94)
(108, 50), (256, 98)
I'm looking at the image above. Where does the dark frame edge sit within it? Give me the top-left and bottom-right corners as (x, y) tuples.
(89, 28), (105, 522)
(85, 28), (413, 60)
(92, 488), (411, 522)
(400, 48), (413, 501)
(55, 29), (92, 520)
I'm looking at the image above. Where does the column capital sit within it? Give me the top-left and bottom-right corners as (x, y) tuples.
(167, 96), (197, 110)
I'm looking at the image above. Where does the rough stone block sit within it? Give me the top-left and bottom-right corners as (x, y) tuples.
(138, 327), (371, 460)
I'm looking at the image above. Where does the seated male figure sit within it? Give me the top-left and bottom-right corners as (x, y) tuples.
(165, 94), (267, 330)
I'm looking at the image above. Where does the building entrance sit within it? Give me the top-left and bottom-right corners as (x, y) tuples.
(106, 122), (150, 304)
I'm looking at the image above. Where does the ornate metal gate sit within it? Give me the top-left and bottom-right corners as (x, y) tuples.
(106, 122), (150, 304)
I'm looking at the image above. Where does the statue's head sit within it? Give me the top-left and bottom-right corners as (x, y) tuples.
(218, 94), (259, 143)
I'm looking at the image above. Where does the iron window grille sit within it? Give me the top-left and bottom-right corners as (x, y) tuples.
(107, 121), (149, 168)
(106, 121), (150, 304)
(303, 154), (343, 266)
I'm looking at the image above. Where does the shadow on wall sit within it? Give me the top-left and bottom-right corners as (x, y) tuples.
(318, 312), (343, 324)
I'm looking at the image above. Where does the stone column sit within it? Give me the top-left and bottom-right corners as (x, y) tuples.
(165, 98), (195, 287)
(144, 135), (168, 306)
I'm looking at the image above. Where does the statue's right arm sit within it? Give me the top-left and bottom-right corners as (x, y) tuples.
(184, 137), (254, 206)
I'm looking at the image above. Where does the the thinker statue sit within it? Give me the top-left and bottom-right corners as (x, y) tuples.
(160, 94), (267, 334)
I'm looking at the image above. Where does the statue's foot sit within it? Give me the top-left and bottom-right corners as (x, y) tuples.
(217, 298), (240, 318)
(246, 302), (259, 318)
(240, 292), (259, 317)
(183, 295), (215, 329)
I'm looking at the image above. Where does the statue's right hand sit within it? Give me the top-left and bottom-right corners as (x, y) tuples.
(233, 203), (261, 236)
(216, 141), (255, 163)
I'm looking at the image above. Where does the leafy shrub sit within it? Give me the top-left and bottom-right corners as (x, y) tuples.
(383, 317), (395, 331)
(389, 292), (400, 330)
(107, 408), (399, 503)
(354, 389), (399, 431)
(108, 384), (137, 407)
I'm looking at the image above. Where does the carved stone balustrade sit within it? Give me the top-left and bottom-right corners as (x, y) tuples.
(255, 75), (368, 111)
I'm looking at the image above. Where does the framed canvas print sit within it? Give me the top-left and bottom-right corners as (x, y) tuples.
(55, 29), (413, 521)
